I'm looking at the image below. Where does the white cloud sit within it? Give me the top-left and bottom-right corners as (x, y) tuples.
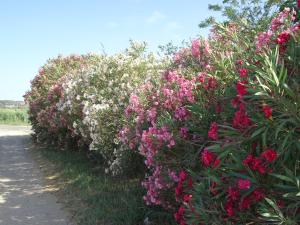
(146, 10), (166, 24)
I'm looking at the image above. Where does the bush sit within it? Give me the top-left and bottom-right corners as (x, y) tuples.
(25, 42), (166, 176)
(121, 7), (300, 225)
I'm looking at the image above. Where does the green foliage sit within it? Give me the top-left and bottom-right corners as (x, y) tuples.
(0, 108), (29, 125)
(199, 0), (285, 31)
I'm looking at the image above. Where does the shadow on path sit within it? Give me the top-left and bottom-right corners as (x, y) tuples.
(0, 126), (72, 225)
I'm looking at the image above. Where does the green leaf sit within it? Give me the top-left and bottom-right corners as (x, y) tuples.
(269, 173), (295, 184)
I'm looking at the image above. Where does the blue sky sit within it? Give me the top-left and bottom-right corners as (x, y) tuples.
(0, 0), (222, 100)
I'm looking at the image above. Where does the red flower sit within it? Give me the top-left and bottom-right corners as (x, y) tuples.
(252, 189), (265, 201)
(243, 154), (254, 167)
(233, 108), (251, 129)
(236, 81), (248, 96)
(276, 31), (291, 46)
(212, 158), (221, 168)
(237, 179), (251, 190)
(261, 148), (277, 162)
(174, 206), (185, 223)
(239, 196), (252, 210)
(228, 187), (240, 201)
(231, 97), (240, 108)
(208, 122), (218, 140)
(262, 105), (273, 119)
(225, 200), (235, 217)
(243, 155), (268, 174)
(183, 194), (193, 202)
(201, 149), (215, 167)
(298, 0), (300, 8)
(239, 68), (248, 78)
(179, 170), (187, 181)
(201, 149), (220, 168)
(175, 182), (183, 200)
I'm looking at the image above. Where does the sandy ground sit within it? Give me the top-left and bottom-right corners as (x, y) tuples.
(0, 125), (72, 225)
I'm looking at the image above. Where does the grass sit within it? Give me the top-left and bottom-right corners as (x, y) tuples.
(0, 108), (29, 125)
(30, 145), (150, 225)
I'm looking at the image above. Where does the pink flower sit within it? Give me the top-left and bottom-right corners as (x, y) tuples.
(239, 68), (248, 78)
(191, 39), (200, 58)
(208, 122), (218, 140)
(197, 72), (206, 83)
(261, 148), (277, 162)
(255, 31), (273, 51)
(237, 179), (251, 190)
(262, 105), (273, 119)
(179, 127), (189, 139)
(174, 107), (191, 121)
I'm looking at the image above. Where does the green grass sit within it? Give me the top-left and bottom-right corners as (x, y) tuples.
(0, 108), (29, 125)
(34, 146), (150, 225)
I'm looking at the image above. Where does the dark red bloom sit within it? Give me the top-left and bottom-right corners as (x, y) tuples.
(179, 170), (187, 181)
(243, 154), (254, 167)
(201, 149), (216, 167)
(175, 181), (183, 199)
(183, 194), (193, 202)
(237, 179), (251, 190)
(276, 31), (291, 46)
(252, 189), (265, 201)
(216, 103), (222, 113)
(233, 108), (251, 129)
(201, 149), (220, 168)
(225, 200), (235, 217)
(236, 81), (248, 96)
(298, 0), (300, 8)
(228, 187), (240, 201)
(261, 148), (277, 162)
(239, 68), (248, 78)
(243, 155), (267, 174)
(262, 105), (273, 119)
(174, 206), (185, 223)
(208, 122), (218, 140)
(231, 97), (240, 108)
(239, 196), (252, 210)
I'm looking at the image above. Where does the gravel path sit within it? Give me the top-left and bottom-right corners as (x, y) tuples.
(0, 125), (72, 225)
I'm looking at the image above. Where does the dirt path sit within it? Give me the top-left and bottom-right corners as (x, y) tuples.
(0, 125), (72, 225)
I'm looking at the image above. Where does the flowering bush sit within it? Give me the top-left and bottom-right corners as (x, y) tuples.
(24, 54), (101, 146)
(58, 42), (164, 174)
(25, 2), (300, 224)
(25, 42), (165, 175)
(121, 7), (300, 225)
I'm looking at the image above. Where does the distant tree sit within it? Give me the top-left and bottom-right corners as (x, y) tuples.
(199, 0), (287, 31)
